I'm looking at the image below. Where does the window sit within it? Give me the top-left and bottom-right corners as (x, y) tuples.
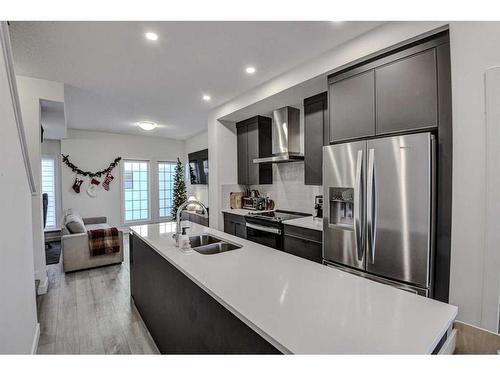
(123, 160), (149, 222)
(158, 161), (176, 218)
(41, 157), (57, 229)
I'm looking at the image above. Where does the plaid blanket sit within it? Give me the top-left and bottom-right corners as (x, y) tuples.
(88, 227), (120, 256)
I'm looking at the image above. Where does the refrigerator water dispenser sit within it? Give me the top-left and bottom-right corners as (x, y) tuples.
(329, 187), (354, 228)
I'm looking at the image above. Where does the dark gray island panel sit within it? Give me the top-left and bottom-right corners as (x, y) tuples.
(129, 233), (280, 354)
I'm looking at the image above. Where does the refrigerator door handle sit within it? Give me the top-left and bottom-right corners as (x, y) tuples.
(367, 148), (377, 264)
(354, 149), (363, 261)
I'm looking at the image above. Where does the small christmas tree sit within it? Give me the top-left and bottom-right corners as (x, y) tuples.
(171, 157), (188, 217)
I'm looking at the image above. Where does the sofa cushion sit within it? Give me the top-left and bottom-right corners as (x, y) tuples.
(65, 213), (86, 234)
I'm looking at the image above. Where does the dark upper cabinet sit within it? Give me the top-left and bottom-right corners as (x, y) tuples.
(304, 92), (328, 185)
(236, 116), (272, 185)
(246, 121), (260, 185)
(375, 49), (438, 134)
(237, 125), (248, 185)
(329, 70), (375, 142)
(327, 33), (447, 143)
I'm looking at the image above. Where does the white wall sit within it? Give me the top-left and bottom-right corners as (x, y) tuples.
(484, 68), (500, 333)
(60, 129), (184, 227)
(16, 75), (64, 293)
(208, 21), (500, 330)
(0, 36), (39, 353)
(208, 117), (239, 229)
(184, 130), (209, 207)
(448, 22), (500, 331)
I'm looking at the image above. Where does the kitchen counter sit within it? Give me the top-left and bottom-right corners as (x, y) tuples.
(283, 216), (323, 232)
(129, 222), (457, 354)
(221, 208), (272, 216)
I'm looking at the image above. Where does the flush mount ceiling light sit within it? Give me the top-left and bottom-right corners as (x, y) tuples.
(137, 121), (158, 131)
(202, 95), (211, 101)
(145, 32), (158, 41)
(245, 66), (256, 74)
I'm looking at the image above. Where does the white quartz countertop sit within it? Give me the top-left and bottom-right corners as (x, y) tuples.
(221, 208), (272, 216)
(283, 216), (323, 232)
(129, 222), (457, 354)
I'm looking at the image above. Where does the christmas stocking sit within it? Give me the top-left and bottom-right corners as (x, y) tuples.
(72, 177), (83, 193)
(87, 178), (100, 198)
(102, 172), (114, 191)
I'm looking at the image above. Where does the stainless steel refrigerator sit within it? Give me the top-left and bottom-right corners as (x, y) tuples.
(323, 132), (435, 296)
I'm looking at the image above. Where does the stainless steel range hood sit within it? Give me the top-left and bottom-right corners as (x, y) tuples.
(253, 106), (304, 164)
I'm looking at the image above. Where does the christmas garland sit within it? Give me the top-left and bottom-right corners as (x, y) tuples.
(61, 154), (122, 178)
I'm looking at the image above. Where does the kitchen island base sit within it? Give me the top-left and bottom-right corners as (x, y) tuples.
(130, 233), (280, 354)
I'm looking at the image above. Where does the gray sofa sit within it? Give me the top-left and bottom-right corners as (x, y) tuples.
(61, 210), (123, 272)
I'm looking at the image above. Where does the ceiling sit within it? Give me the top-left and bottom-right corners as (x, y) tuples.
(10, 21), (384, 140)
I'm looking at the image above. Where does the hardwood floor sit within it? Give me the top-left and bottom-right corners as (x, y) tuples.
(36, 233), (159, 354)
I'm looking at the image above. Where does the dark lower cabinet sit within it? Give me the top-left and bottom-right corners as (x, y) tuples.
(130, 233), (280, 354)
(283, 225), (322, 264)
(223, 212), (247, 239)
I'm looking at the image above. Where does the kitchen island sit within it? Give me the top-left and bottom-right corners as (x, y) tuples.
(129, 222), (457, 354)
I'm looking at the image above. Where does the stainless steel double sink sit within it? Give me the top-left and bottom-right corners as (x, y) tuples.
(188, 234), (242, 255)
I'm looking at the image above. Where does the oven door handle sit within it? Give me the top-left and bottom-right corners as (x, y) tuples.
(246, 222), (282, 235)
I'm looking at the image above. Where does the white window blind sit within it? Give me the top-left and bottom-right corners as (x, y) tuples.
(158, 161), (176, 217)
(41, 157), (56, 229)
(123, 160), (149, 222)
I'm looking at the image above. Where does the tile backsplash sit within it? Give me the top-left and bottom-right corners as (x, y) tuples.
(251, 162), (322, 215)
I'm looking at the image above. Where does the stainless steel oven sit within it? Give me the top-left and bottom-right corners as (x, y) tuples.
(245, 222), (283, 250)
(244, 210), (309, 250)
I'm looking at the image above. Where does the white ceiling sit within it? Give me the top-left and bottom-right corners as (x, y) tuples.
(10, 21), (383, 140)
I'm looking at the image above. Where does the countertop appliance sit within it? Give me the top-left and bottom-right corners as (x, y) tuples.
(323, 132), (435, 296)
(242, 196), (267, 210)
(253, 106), (304, 164)
(245, 210), (309, 250)
(314, 195), (323, 219)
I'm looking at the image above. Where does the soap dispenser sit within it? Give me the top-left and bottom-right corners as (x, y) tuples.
(179, 227), (191, 251)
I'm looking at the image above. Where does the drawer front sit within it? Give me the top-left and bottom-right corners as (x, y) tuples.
(283, 234), (322, 264)
(223, 212), (246, 225)
(283, 224), (322, 243)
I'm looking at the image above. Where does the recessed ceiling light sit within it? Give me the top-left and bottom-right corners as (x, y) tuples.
(145, 32), (158, 41)
(137, 121), (158, 131)
(202, 95), (211, 101)
(245, 66), (256, 74)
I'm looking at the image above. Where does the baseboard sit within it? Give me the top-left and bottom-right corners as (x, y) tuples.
(31, 323), (40, 354)
(37, 276), (48, 295)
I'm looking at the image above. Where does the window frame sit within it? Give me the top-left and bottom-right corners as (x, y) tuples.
(121, 159), (152, 225)
(41, 154), (59, 230)
(157, 160), (177, 219)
